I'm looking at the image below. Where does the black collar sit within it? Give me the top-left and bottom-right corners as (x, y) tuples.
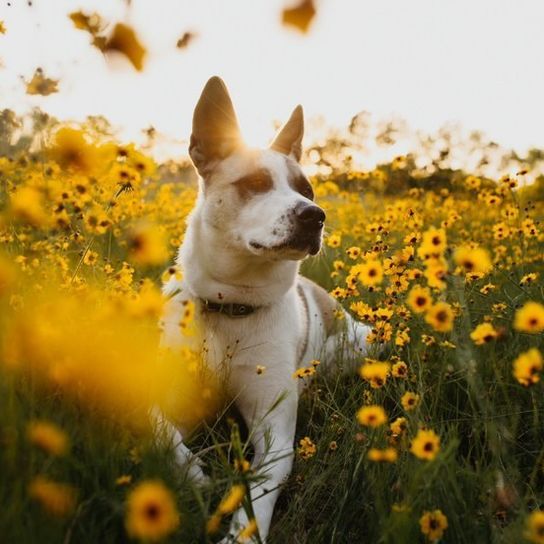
(200, 298), (259, 318)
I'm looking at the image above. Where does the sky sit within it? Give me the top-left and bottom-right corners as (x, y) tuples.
(0, 0), (543, 159)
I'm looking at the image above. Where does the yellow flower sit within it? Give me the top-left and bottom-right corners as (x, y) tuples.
(298, 436), (317, 460)
(514, 302), (544, 334)
(116, 475), (132, 486)
(407, 285), (432, 314)
(418, 227), (447, 259)
(330, 286), (347, 299)
(83, 206), (111, 235)
(125, 480), (180, 541)
(48, 127), (105, 176)
(358, 259), (384, 287)
(27, 420), (69, 456)
(218, 484), (245, 515)
(425, 302), (454, 333)
(234, 458), (251, 473)
(513, 348), (543, 387)
(419, 509), (448, 541)
(28, 476), (77, 517)
(238, 518), (259, 541)
(520, 273), (538, 286)
(390, 417), (408, 436)
(368, 447), (398, 463)
(206, 512), (222, 535)
(104, 23), (147, 71)
(470, 322), (498, 345)
(127, 223), (169, 266)
(0, 254), (16, 296)
(465, 175), (481, 189)
(424, 258), (448, 290)
(10, 186), (48, 227)
(522, 218), (538, 237)
(161, 265), (183, 284)
(346, 246), (361, 260)
(391, 361), (408, 379)
(293, 365), (316, 379)
(410, 429), (440, 461)
(525, 511), (544, 544)
(357, 405), (387, 427)
(326, 233), (342, 248)
(0, 20), (6, 34)
(454, 246), (492, 276)
(83, 250), (99, 266)
(401, 391), (420, 411)
(359, 361), (391, 388)
(480, 283), (495, 294)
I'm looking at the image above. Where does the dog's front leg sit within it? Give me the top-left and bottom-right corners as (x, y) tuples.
(150, 407), (209, 484)
(222, 369), (298, 543)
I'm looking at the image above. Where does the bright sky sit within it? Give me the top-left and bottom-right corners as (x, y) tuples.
(1, 0), (543, 158)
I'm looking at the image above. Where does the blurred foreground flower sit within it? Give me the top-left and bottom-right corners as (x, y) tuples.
(514, 302), (544, 334)
(470, 322), (499, 345)
(27, 420), (69, 457)
(48, 127), (111, 176)
(104, 24), (147, 71)
(28, 476), (77, 517)
(70, 12), (146, 71)
(25, 68), (59, 96)
(368, 447), (398, 463)
(513, 348), (543, 387)
(218, 484), (245, 515)
(1, 278), (221, 430)
(282, 0), (316, 33)
(454, 246), (492, 276)
(9, 186), (48, 227)
(125, 480), (180, 541)
(525, 510), (544, 544)
(128, 222), (169, 266)
(357, 405), (387, 427)
(359, 360), (390, 388)
(425, 302), (454, 333)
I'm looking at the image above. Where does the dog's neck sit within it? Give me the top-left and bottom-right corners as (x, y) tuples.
(177, 207), (300, 307)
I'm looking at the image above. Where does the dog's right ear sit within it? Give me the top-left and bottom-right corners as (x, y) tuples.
(189, 76), (243, 177)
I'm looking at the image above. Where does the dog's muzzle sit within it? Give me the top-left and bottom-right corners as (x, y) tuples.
(286, 202), (326, 255)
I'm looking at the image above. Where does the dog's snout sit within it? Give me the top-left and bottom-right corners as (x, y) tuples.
(294, 202), (326, 228)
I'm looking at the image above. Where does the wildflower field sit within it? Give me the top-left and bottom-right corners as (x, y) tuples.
(0, 116), (543, 544)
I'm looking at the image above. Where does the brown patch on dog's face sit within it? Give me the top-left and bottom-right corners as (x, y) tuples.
(285, 157), (314, 200)
(233, 168), (274, 201)
(288, 173), (314, 201)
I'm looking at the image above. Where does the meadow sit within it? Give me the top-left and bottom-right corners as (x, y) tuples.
(0, 120), (543, 544)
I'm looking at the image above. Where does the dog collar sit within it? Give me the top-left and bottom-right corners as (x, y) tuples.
(200, 298), (258, 318)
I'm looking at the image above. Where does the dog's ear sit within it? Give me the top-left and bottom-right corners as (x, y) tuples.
(270, 105), (304, 162)
(189, 76), (243, 176)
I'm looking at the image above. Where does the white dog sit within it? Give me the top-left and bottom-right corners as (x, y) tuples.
(159, 77), (370, 542)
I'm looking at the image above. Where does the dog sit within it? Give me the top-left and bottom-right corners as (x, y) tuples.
(158, 76), (370, 542)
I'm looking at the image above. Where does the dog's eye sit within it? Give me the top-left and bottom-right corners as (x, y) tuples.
(234, 170), (273, 199)
(292, 176), (314, 201)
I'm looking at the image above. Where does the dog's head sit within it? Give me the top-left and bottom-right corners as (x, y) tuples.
(188, 76), (325, 261)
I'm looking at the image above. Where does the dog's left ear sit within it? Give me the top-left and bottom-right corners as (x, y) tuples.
(270, 105), (304, 162)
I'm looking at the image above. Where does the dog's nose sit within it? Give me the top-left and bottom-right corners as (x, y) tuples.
(294, 202), (326, 228)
